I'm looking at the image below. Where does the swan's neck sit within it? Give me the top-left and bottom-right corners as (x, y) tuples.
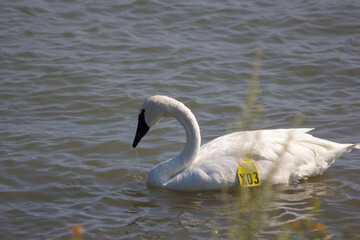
(147, 101), (201, 187)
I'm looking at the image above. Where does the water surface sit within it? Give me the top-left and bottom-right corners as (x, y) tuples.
(1, 0), (359, 239)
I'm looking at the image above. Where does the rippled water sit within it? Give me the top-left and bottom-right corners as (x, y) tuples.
(1, 0), (359, 239)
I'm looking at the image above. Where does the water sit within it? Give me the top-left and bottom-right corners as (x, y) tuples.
(1, 0), (359, 239)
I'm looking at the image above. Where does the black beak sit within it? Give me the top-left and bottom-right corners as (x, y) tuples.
(132, 109), (150, 148)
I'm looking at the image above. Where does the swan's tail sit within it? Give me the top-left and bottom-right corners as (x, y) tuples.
(345, 143), (360, 152)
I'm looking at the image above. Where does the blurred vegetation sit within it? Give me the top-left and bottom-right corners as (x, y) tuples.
(220, 49), (356, 240)
(234, 48), (264, 131)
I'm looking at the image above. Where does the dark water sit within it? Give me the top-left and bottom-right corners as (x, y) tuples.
(1, 0), (359, 239)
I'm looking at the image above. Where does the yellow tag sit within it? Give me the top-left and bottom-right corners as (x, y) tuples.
(238, 158), (261, 187)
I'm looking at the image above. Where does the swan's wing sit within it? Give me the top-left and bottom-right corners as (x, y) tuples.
(167, 128), (359, 190)
(214, 128), (356, 183)
(165, 128), (357, 190)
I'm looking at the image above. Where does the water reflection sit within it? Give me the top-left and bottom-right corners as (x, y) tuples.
(171, 178), (336, 238)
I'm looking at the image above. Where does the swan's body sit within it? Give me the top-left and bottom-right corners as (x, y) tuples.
(132, 95), (359, 191)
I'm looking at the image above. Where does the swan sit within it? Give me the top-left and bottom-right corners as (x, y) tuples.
(132, 95), (359, 191)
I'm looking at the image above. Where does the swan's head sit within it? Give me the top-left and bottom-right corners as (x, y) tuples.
(132, 96), (171, 148)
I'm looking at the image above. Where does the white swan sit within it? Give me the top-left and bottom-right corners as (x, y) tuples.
(132, 95), (359, 191)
